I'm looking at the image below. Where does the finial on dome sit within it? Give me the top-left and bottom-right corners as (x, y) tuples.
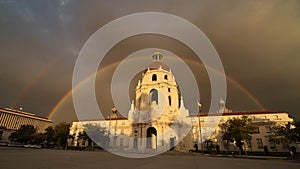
(152, 49), (163, 62)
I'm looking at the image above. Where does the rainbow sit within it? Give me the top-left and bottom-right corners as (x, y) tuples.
(47, 57), (265, 121)
(12, 58), (61, 108)
(47, 61), (119, 120)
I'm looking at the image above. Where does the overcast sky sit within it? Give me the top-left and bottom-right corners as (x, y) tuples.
(0, 0), (299, 123)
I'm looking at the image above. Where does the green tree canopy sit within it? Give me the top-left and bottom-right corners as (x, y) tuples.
(221, 116), (258, 154)
(77, 131), (90, 145)
(84, 124), (110, 148)
(53, 122), (70, 148)
(8, 125), (36, 144)
(269, 121), (300, 145)
(43, 126), (55, 146)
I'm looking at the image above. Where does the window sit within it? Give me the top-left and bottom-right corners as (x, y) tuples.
(223, 140), (229, 149)
(0, 131), (3, 140)
(168, 88), (171, 92)
(113, 136), (117, 147)
(253, 127), (260, 134)
(150, 89), (158, 104)
(168, 96), (172, 106)
(273, 115), (279, 120)
(164, 75), (168, 80)
(138, 97), (142, 107)
(152, 74), (157, 81)
(246, 139), (252, 149)
(133, 138), (138, 148)
(256, 138), (263, 149)
(282, 142), (289, 150)
(270, 141), (276, 149)
(265, 126), (271, 133)
(120, 138), (124, 147)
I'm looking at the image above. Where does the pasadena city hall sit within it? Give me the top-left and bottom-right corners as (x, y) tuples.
(68, 51), (295, 153)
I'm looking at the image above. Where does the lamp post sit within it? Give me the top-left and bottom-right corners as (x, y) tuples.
(197, 102), (203, 154)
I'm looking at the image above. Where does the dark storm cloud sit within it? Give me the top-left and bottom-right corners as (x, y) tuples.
(0, 0), (299, 122)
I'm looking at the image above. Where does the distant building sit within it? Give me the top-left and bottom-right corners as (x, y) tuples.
(184, 109), (294, 153)
(68, 51), (296, 154)
(0, 107), (52, 143)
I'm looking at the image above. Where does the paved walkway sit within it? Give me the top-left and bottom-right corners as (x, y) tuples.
(0, 147), (299, 169)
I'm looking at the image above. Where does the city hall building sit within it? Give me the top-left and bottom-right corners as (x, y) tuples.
(69, 51), (295, 153)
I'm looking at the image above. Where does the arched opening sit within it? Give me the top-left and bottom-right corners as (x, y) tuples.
(168, 96), (172, 106)
(164, 74), (168, 80)
(152, 74), (157, 81)
(146, 127), (157, 149)
(149, 89), (158, 105)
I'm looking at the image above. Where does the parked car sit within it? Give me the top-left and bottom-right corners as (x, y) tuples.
(0, 142), (8, 146)
(24, 144), (42, 148)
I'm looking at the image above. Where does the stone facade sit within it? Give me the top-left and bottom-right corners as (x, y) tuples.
(182, 111), (294, 153)
(68, 51), (296, 153)
(0, 108), (52, 143)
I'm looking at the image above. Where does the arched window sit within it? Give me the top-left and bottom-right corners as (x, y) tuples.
(168, 96), (172, 106)
(152, 74), (157, 81)
(150, 89), (158, 104)
(164, 75), (168, 80)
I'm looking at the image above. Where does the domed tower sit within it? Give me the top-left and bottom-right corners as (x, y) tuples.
(127, 50), (189, 151)
(130, 51), (183, 122)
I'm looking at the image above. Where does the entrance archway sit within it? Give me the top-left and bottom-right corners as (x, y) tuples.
(146, 127), (157, 149)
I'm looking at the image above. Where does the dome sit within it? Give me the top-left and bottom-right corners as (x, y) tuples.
(147, 61), (170, 71)
(146, 50), (170, 71)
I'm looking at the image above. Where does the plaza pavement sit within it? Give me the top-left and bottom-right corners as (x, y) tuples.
(0, 147), (299, 169)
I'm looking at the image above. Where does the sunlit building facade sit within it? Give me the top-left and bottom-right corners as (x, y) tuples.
(0, 107), (52, 143)
(182, 109), (295, 153)
(69, 51), (190, 152)
(69, 51), (296, 153)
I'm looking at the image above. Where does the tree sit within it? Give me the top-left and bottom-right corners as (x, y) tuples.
(203, 139), (215, 153)
(8, 125), (36, 144)
(53, 122), (71, 148)
(44, 126), (55, 147)
(33, 133), (46, 145)
(77, 131), (91, 147)
(221, 116), (258, 154)
(269, 121), (300, 145)
(84, 124), (110, 148)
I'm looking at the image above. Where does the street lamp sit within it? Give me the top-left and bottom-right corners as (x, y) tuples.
(197, 102), (203, 154)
